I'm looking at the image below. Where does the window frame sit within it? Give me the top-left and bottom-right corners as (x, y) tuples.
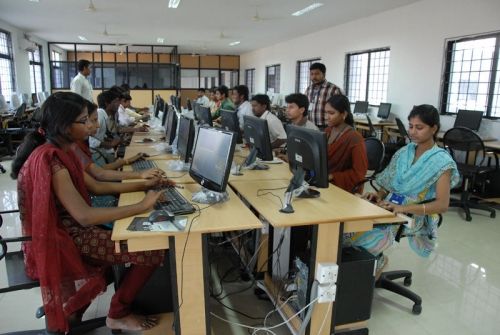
(295, 58), (320, 93)
(440, 31), (500, 119)
(344, 47), (390, 106)
(28, 44), (45, 94)
(0, 29), (16, 100)
(245, 68), (255, 96)
(265, 64), (280, 94)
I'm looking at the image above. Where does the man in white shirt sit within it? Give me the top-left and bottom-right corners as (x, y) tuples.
(117, 93), (137, 126)
(89, 91), (121, 158)
(231, 85), (253, 130)
(285, 93), (319, 131)
(196, 88), (210, 106)
(251, 94), (287, 148)
(70, 59), (94, 102)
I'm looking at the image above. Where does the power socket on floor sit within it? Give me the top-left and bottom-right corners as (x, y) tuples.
(317, 283), (337, 303)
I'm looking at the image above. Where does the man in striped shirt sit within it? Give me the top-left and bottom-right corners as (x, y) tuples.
(304, 62), (343, 129)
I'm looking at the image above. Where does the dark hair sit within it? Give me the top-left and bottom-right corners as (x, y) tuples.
(216, 85), (229, 98)
(11, 92), (87, 179)
(251, 94), (271, 111)
(408, 104), (440, 140)
(310, 62), (326, 74)
(123, 93), (132, 101)
(325, 95), (353, 126)
(109, 85), (126, 99)
(120, 83), (131, 91)
(77, 59), (91, 72)
(85, 99), (98, 115)
(197, 88), (206, 93)
(233, 85), (249, 101)
(285, 93), (309, 116)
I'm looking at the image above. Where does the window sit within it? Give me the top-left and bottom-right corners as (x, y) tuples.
(245, 68), (255, 95)
(0, 30), (15, 100)
(200, 69), (219, 89)
(180, 69), (199, 89)
(220, 70), (239, 89)
(441, 32), (500, 118)
(265, 64), (280, 94)
(296, 58), (320, 93)
(51, 50), (63, 88)
(28, 44), (44, 94)
(345, 48), (390, 105)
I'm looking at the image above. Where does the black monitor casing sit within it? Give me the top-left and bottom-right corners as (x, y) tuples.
(177, 116), (195, 163)
(243, 115), (273, 161)
(164, 106), (178, 145)
(195, 105), (213, 127)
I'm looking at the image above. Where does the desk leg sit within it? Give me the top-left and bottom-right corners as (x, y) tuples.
(172, 233), (210, 335)
(309, 222), (340, 335)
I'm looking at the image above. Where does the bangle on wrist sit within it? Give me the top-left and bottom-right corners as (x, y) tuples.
(422, 203), (426, 215)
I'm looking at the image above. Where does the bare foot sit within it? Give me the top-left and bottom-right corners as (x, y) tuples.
(106, 314), (158, 331)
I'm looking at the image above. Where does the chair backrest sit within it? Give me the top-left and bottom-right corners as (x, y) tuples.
(395, 118), (410, 141)
(14, 103), (27, 119)
(365, 115), (377, 138)
(364, 137), (385, 173)
(31, 107), (42, 123)
(443, 126), (486, 167)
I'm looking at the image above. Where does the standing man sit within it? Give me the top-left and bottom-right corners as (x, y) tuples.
(196, 88), (210, 106)
(71, 59), (94, 102)
(304, 62), (342, 129)
(231, 85), (252, 130)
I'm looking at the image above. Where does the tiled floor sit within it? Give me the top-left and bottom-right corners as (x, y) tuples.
(1, 159), (499, 335)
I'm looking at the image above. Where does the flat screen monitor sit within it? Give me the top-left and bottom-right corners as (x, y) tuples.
(243, 115), (273, 165)
(353, 101), (368, 114)
(195, 105), (213, 127)
(186, 98), (193, 111)
(189, 127), (236, 193)
(155, 97), (164, 118)
(280, 125), (328, 213)
(377, 103), (392, 119)
(192, 102), (200, 120)
(454, 109), (483, 131)
(161, 101), (169, 125)
(220, 109), (242, 143)
(177, 116), (195, 163)
(164, 106), (178, 145)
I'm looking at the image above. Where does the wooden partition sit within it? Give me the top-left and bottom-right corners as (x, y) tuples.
(220, 55), (239, 69)
(154, 90), (178, 106)
(179, 89), (199, 108)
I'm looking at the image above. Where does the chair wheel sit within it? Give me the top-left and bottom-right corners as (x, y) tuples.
(491, 212), (496, 219)
(412, 304), (422, 315)
(404, 277), (412, 286)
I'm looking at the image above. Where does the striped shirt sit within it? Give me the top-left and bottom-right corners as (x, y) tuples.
(305, 80), (342, 127)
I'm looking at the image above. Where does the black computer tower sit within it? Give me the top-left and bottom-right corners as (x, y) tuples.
(334, 247), (376, 325)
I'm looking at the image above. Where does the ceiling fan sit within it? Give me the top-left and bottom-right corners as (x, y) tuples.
(85, 0), (96, 12)
(101, 24), (127, 37)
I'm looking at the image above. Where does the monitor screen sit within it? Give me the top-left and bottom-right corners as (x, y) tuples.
(189, 127), (236, 193)
(164, 106), (178, 145)
(186, 98), (193, 111)
(377, 103), (392, 119)
(286, 125), (329, 188)
(243, 115), (273, 161)
(177, 116), (195, 163)
(454, 109), (483, 131)
(353, 101), (368, 114)
(195, 105), (213, 127)
(220, 109), (242, 143)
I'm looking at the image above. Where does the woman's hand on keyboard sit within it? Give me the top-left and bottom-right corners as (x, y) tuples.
(141, 168), (165, 179)
(141, 190), (163, 211)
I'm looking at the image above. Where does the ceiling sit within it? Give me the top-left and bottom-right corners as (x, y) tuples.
(0, 0), (421, 55)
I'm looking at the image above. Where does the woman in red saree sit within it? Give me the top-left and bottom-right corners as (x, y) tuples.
(11, 92), (169, 333)
(324, 95), (368, 193)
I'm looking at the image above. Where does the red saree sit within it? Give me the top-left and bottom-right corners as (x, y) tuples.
(325, 126), (368, 193)
(17, 143), (106, 333)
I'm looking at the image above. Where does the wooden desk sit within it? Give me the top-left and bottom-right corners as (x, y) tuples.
(112, 183), (262, 335)
(355, 119), (395, 142)
(229, 179), (395, 335)
(122, 159), (196, 184)
(485, 141), (500, 151)
(228, 162), (292, 182)
(125, 143), (175, 160)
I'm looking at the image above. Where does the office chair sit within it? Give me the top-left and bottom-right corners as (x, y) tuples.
(395, 117), (410, 142)
(443, 127), (497, 221)
(351, 137), (385, 194)
(0, 210), (107, 334)
(365, 115), (378, 138)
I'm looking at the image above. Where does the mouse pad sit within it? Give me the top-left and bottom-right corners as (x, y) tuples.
(127, 216), (188, 232)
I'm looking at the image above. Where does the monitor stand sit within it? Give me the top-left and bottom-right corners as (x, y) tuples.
(191, 186), (229, 204)
(280, 167), (320, 214)
(242, 147), (269, 171)
(166, 159), (189, 172)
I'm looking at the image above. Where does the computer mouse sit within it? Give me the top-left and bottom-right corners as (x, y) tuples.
(148, 209), (175, 223)
(143, 137), (153, 142)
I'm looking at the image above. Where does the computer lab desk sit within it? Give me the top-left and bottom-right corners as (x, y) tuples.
(111, 182), (262, 335)
(228, 179), (396, 335)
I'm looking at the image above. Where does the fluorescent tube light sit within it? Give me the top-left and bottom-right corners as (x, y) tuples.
(157, 37), (165, 43)
(168, 0), (181, 8)
(229, 41), (241, 46)
(291, 3), (323, 16)
(78, 35), (88, 41)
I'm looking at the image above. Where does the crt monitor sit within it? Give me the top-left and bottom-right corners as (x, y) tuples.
(243, 115), (273, 168)
(353, 101), (368, 114)
(454, 109), (483, 131)
(189, 127), (237, 193)
(220, 109), (242, 143)
(177, 116), (195, 163)
(164, 106), (178, 145)
(195, 105), (213, 127)
(281, 125), (328, 213)
(377, 103), (392, 119)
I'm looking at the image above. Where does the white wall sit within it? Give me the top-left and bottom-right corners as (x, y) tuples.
(0, 18), (51, 99)
(240, 0), (500, 138)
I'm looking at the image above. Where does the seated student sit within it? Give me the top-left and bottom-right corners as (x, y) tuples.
(107, 86), (148, 135)
(251, 94), (287, 149)
(11, 92), (172, 333)
(212, 85), (235, 120)
(231, 85), (253, 130)
(346, 104), (459, 270)
(120, 84), (149, 114)
(285, 93), (318, 130)
(324, 95), (368, 192)
(117, 93), (137, 127)
(196, 88), (210, 106)
(208, 88), (218, 116)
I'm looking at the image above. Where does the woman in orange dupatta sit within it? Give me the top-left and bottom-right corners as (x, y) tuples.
(324, 95), (368, 193)
(11, 92), (170, 333)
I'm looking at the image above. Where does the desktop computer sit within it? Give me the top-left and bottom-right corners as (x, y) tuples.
(177, 116), (195, 164)
(164, 105), (178, 146)
(242, 115), (273, 170)
(220, 109), (243, 143)
(194, 105), (213, 127)
(376, 102), (392, 120)
(353, 100), (369, 116)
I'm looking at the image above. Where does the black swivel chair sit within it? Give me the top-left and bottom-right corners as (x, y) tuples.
(365, 115), (378, 138)
(352, 137), (385, 194)
(395, 117), (410, 142)
(443, 127), (497, 221)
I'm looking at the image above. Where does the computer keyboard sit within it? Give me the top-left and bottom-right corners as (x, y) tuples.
(131, 160), (157, 171)
(154, 186), (196, 215)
